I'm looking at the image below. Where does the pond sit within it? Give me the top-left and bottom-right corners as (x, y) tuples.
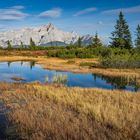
(0, 61), (139, 92)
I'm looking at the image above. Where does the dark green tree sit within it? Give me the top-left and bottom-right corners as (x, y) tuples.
(30, 38), (36, 50)
(20, 41), (24, 50)
(7, 40), (12, 50)
(77, 37), (82, 47)
(110, 12), (132, 49)
(135, 24), (140, 49)
(51, 41), (53, 47)
(92, 32), (102, 47)
(0, 46), (3, 50)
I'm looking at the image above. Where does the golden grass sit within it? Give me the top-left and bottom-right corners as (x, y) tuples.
(0, 83), (140, 140)
(0, 55), (139, 78)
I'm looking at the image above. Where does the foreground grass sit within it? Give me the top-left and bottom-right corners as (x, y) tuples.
(0, 83), (140, 140)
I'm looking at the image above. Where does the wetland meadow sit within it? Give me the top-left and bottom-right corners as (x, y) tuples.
(0, 4), (140, 140)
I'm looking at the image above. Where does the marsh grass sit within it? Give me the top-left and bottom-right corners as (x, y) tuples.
(45, 76), (49, 83)
(52, 74), (68, 84)
(0, 83), (140, 140)
(45, 74), (68, 84)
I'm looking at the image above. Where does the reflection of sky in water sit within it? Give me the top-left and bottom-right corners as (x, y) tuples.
(0, 61), (139, 92)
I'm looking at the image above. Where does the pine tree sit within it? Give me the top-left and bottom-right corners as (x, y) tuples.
(135, 24), (140, 49)
(7, 40), (12, 50)
(77, 37), (82, 47)
(92, 32), (102, 47)
(20, 41), (24, 50)
(50, 41), (53, 47)
(110, 12), (132, 49)
(30, 38), (36, 50)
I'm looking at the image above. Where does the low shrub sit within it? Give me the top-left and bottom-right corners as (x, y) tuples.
(101, 54), (140, 68)
(79, 62), (98, 67)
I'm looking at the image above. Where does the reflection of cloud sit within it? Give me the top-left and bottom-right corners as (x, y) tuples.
(39, 8), (62, 18)
(0, 6), (29, 21)
(74, 7), (97, 16)
(0, 73), (21, 82)
(0, 73), (14, 79)
(102, 5), (140, 15)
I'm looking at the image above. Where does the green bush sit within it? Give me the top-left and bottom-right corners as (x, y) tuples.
(101, 53), (140, 68)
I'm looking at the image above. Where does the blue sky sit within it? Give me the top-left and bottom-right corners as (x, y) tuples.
(0, 0), (140, 43)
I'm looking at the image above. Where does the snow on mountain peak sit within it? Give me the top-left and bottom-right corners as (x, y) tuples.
(0, 23), (93, 47)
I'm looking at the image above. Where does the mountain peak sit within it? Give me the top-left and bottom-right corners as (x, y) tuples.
(0, 23), (93, 47)
(48, 23), (54, 28)
(41, 23), (55, 31)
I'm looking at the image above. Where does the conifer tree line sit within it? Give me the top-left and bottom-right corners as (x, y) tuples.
(135, 24), (140, 49)
(92, 32), (103, 48)
(110, 12), (132, 49)
(92, 11), (140, 49)
(7, 40), (12, 50)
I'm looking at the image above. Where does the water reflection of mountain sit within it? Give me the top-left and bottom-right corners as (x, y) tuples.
(92, 74), (140, 92)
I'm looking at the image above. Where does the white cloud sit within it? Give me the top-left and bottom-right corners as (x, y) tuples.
(102, 5), (140, 15)
(11, 5), (25, 10)
(74, 7), (97, 16)
(0, 6), (29, 21)
(39, 8), (62, 18)
(98, 21), (103, 25)
(76, 22), (113, 29)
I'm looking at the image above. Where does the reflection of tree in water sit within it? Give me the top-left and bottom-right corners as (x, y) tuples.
(7, 61), (12, 67)
(92, 74), (140, 91)
(21, 61), (23, 66)
(29, 61), (36, 70)
(7, 61), (36, 69)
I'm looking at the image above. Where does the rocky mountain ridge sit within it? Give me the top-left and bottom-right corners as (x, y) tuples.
(0, 23), (93, 47)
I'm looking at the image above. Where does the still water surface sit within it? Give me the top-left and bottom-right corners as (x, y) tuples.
(0, 61), (139, 92)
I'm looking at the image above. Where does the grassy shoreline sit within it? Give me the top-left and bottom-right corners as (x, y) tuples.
(0, 55), (139, 78)
(0, 82), (140, 139)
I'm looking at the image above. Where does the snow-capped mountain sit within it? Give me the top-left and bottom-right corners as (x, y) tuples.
(0, 23), (93, 47)
(81, 35), (94, 46)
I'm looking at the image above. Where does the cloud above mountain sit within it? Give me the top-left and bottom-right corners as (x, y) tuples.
(102, 5), (140, 14)
(74, 7), (97, 16)
(39, 8), (62, 18)
(10, 5), (25, 10)
(0, 6), (29, 21)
